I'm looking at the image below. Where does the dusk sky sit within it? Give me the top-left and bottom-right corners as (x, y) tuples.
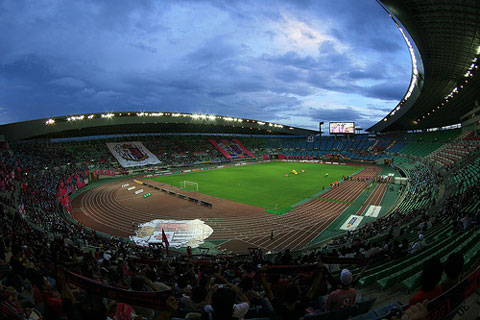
(0, 0), (412, 131)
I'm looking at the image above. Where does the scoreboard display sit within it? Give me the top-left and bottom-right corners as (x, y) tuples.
(329, 122), (355, 134)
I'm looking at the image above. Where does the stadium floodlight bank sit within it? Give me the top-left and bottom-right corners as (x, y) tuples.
(181, 181), (199, 192)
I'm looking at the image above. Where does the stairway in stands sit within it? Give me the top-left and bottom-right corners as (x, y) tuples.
(208, 139), (255, 159)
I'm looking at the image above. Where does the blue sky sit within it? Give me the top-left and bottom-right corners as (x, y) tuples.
(0, 0), (411, 131)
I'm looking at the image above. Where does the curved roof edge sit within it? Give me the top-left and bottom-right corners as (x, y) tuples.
(368, 0), (480, 133)
(0, 111), (316, 141)
(368, 0), (424, 133)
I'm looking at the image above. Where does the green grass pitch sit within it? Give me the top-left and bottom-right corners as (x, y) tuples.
(148, 162), (362, 211)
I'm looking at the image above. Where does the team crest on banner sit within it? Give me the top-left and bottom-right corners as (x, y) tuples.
(106, 141), (161, 168)
(130, 219), (214, 248)
(115, 143), (148, 162)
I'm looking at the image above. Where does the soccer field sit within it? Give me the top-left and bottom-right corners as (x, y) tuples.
(148, 162), (362, 211)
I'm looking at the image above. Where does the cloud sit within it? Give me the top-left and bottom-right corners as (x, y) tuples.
(363, 82), (407, 101)
(0, 0), (410, 130)
(307, 106), (367, 122)
(49, 77), (86, 88)
(186, 36), (239, 65)
(0, 54), (53, 83)
(368, 37), (402, 53)
(129, 42), (158, 53)
(345, 62), (389, 80)
(265, 51), (319, 70)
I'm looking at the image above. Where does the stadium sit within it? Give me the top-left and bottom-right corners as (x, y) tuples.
(0, 1), (479, 319)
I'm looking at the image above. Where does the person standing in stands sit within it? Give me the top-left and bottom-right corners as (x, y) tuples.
(408, 257), (443, 307)
(324, 269), (356, 311)
(441, 252), (464, 292)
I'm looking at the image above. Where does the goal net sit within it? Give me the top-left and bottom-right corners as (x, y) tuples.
(180, 181), (199, 192)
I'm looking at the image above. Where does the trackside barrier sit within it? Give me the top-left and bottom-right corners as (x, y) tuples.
(200, 200), (212, 208)
(143, 183), (160, 191)
(146, 183), (212, 208)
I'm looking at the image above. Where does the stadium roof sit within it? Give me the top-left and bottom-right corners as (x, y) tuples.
(369, 0), (480, 133)
(0, 112), (316, 141)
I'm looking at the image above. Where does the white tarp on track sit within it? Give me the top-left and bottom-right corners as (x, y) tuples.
(364, 205), (381, 218)
(130, 219), (214, 248)
(106, 141), (161, 168)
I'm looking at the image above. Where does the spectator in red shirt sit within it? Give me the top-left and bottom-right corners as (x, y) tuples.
(32, 270), (76, 319)
(324, 268), (356, 311)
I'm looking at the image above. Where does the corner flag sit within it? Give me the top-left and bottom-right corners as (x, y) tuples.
(162, 229), (170, 255)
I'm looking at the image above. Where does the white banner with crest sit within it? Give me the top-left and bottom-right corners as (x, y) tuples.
(106, 141), (161, 168)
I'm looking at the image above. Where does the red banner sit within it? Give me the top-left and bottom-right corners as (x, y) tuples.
(57, 171), (89, 211)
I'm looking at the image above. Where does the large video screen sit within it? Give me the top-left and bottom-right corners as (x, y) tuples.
(329, 122), (355, 134)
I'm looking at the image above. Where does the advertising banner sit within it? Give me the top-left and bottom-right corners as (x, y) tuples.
(340, 215), (363, 231)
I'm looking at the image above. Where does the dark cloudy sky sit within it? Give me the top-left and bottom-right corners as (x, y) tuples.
(0, 0), (411, 131)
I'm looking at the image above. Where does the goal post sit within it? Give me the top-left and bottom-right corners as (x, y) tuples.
(180, 181), (198, 192)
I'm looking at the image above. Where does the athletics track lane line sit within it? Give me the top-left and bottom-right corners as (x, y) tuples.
(244, 201), (342, 247)
(80, 189), (130, 235)
(251, 201), (347, 249)
(355, 182), (389, 216)
(271, 203), (350, 251)
(88, 184), (156, 229)
(294, 179), (369, 249)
